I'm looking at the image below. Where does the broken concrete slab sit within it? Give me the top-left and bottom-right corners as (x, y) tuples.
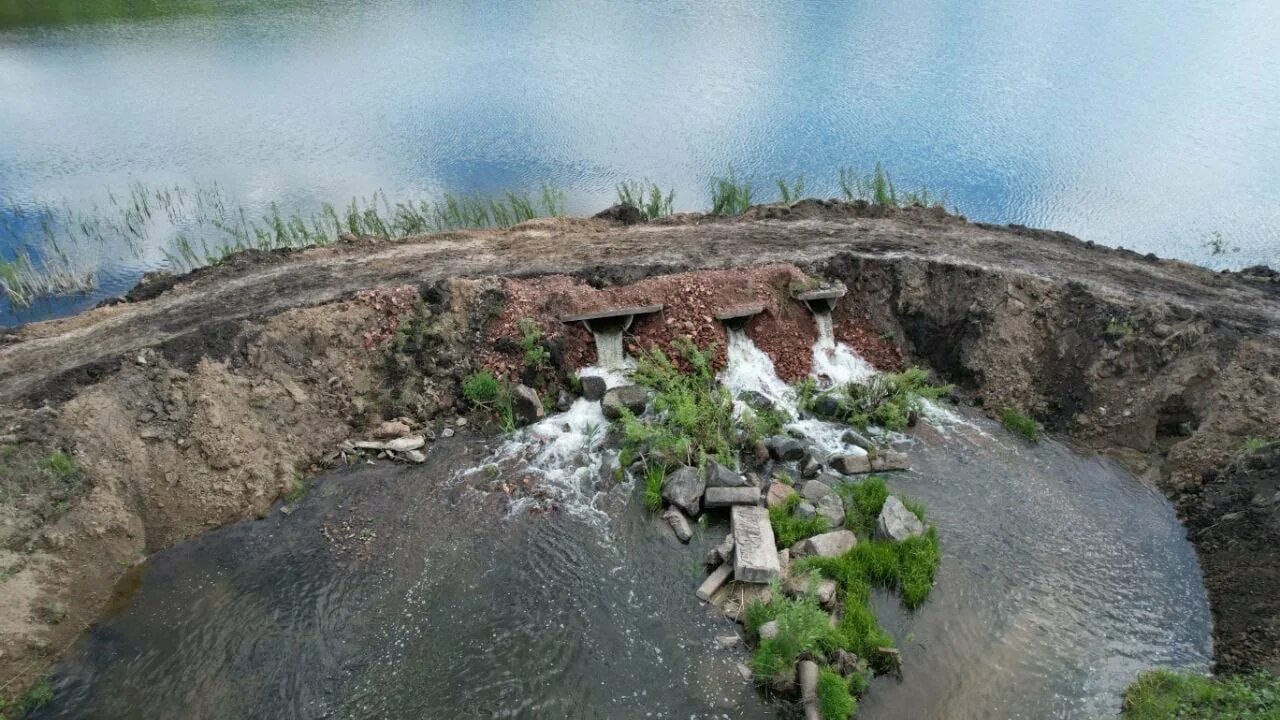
(696, 562), (733, 602)
(870, 451), (910, 472)
(705, 486), (760, 508)
(799, 660), (820, 720)
(732, 505), (782, 583)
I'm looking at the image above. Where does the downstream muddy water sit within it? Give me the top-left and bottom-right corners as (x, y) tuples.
(32, 411), (1209, 719)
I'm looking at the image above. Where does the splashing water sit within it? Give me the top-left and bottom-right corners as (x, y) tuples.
(811, 311), (876, 386)
(460, 397), (614, 528)
(720, 328), (794, 407)
(592, 329), (626, 371)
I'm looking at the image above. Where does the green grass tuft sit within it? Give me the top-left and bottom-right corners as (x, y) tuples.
(616, 180), (675, 221)
(642, 465), (666, 513)
(1242, 437), (1276, 454)
(750, 590), (841, 680)
(1121, 669), (1280, 720)
(462, 371), (501, 404)
(710, 169), (754, 216)
(776, 175), (806, 204)
(1000, 407), (1040, 442)
(0, 677), (54, 718)
(817, 666), (858, 719)
(768, 494), (830, 547)
(836, 475), (888, 538)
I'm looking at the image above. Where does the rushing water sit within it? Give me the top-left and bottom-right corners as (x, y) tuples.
(3, 0), (1280, 325)
(34, 339), (1211, 719)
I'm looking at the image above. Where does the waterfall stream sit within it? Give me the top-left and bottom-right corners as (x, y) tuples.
(592, 328), (626, 371)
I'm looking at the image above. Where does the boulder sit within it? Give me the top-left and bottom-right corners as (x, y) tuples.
(602, 385), (648, 419)
(767, 435), (805, 462)
(704, 459), (747, 487)
(732, 505), (782, 583)
(793, 501), (817, 520)
(758, 620), (779, 640)
(800, 480), (834, 503)
(811, 394), (841, 418)
(816, 494), (845, 528)
(696, 562), (734, 602)
(705, 486), (760, 508)
(662, 466), (704, 516)
(662, 506), (693, 543)
(800, 456), (822, 478)
(791, 529), (857, 558)
(766, 482), (796, 508)
(870, 451), (910, 472)
(511, 384), (544, 426)
(875, 495), (925, 541)
(739, 390), (775, 412)
(580, 375), (607, 401)
(841, 428), (875, 451)
(555, 389), (573, 412)
(830, 453), (871, 475)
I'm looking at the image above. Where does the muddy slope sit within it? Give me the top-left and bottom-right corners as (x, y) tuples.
(1, 202), (1278, 698)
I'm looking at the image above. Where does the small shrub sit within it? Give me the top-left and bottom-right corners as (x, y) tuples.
(751, 591), (840, 679)
(769, 494), (830, 547)
(1000, 407), (1040, 442)
(710, 169), (753, 216)
(1121, 668), (1280, 720)
(517, 318), (550, 369)
(462, 371), (501, 404)
(817, 666), (857, 719)
(282, 475), (308, 503)
(38, 451), (76, 479)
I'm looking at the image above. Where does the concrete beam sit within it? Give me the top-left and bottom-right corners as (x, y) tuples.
(560, 304), (664, 323)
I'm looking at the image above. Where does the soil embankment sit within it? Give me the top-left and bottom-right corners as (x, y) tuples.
(1, 201), (1278, 697)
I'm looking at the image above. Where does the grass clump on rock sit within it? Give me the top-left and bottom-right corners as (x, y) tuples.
(462, 370), (515, 431)
(745, 475), (941, 717)
(1000, 407), (1040, 442)
(1121, 668), (1280, 719)
(802, 368), (951, 431)
(769, 494), (830, 547)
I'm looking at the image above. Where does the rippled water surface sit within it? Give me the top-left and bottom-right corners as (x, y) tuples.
(34, 409), (1210, 720)
(2, 0), (1280, 324)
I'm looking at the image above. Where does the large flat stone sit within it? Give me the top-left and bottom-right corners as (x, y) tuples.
(704, 486), (760, 508)
(732, 505), (782, 583)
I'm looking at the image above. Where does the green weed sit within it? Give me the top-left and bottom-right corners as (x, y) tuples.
(0, 678), (54, 718)
(804, 368), (952, 431)
(462, 371), (502, 404)
(1242, 437), (1276, 454)
(817, 665), (857, 719)
(768, 493), (830, 547)
(838, 163), (947, 209)
(616, 181), (675, 221)
(835, 475), (888, 538)
(1106, 317), (1135, 338)
(710, 169), (753, 216)
(642, 465), (666, 513)
(1121, 669), (1280, 720)
(517, 318), (550, 369)
(776, 175), (806, 204)
(1000, 407), (1040, 442)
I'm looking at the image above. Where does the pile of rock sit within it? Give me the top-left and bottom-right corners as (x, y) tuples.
(336, 417), (468, 464)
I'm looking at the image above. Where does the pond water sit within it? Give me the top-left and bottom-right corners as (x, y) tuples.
(2, 0), (1279, 325)
(32, 410), (1210, 719)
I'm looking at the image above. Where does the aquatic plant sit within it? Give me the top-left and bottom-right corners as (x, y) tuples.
(1000, 407), (1040, 442)
(1121, 668), (1280, 719)
(616, 181), (674, 221)
(710, 169), (753, 216)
